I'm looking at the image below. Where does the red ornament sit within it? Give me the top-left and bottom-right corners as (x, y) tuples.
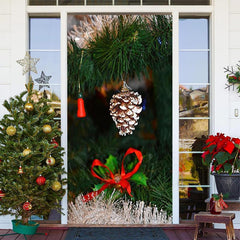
(23, 201), (32, 211)
(36, 175), (46, 185)
(51, 138), (59, 148)
(0, 189), (5, 199)
(77, 93), (86, 118)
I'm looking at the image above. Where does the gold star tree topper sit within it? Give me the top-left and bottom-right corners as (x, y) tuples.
(16, 52), (40, 75)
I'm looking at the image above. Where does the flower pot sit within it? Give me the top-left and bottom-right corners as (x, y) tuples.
(214, 173), (240, 200)
(12, 219), (39, 235)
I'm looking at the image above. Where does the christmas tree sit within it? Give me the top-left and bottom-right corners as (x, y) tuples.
(0, 79), (66, 224)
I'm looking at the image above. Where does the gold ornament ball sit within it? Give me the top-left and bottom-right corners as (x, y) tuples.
(52, 181), (61, 191)
(46, 156), (55, 166)
(43, 124), (52, 134)
(6, 126), (16, 136)
(25, 102), (34, 112)
(23, 148), (31, 156)
(47, 107), (55, 115)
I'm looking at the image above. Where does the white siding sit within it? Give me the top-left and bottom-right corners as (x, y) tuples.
(0, 0), (11, 120)
(0, 0), (26, 228)
(228, 1), (240, 138)
(0, 0), (10, 14)
(230, 0), (240, 12)
(0, 1), (11, 88)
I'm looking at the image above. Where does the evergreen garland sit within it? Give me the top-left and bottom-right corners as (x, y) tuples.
(68, 15), (172, 97)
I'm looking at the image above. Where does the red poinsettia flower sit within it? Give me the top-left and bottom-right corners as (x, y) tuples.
(224, 141), (235, 154)
(233, 138), (240, 145)
(202, 133), (240, 174)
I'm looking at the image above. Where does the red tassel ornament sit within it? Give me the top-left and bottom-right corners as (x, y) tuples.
(0, 189), (5, 199)
(18, 166), (23, 174)
(77, 93), (86, 118)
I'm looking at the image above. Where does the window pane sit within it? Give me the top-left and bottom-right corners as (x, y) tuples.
(30, 18), (60, 50)
(180, 135), (208, 152)
(180, 187), (208, 220)
(179, 19), (208, 49)
(179, 119), (208, 151)
(172, 0), (209, 5)
(179, 51), (209, 83)
(115, 0), (140, 4)
(51, 85), (61, 118)
(59, 0), (84, 4)
(87, 0), (112, 4)
(143, 0), (168, 5)
(179, 85), (209, 117)
(179, 153), (209, 186)
(30, 51), (60, 85)
(29, 0), (56, 5)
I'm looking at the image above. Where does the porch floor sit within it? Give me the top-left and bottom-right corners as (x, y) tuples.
(0, 225), (240, 240)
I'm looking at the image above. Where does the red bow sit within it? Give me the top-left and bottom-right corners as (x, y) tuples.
(83, 148), (143, 202)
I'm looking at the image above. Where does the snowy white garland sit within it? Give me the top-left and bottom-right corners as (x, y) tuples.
(68, 192), (172, 224)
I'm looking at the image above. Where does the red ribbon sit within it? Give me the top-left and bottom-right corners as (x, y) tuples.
(219, 198), (228, 209)
(83, 148), (143, 202)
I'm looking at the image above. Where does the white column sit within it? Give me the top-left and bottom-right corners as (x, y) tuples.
(209, 0), (229, 197)
(60, 10), (68, 224)
(172, 10), (179, 224)
(211, 0), (229, 135)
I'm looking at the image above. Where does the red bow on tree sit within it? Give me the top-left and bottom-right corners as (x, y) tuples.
(83, 148), (143, 202)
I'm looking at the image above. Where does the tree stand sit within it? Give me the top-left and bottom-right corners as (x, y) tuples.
(0, 220), (47, 240)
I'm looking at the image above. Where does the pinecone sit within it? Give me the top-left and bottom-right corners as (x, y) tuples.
(109, 82), (142, 136)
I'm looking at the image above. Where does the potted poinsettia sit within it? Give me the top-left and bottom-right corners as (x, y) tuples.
(202, 133), (240, 199)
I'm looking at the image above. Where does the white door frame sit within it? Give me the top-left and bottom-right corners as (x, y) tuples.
(26, 4), (218, 224)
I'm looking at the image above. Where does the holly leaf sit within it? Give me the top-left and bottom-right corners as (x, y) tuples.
(126, 161), (135, 171)
(215, 152), (230, 164)
(93, 166), (107, 178)
(105, 155), (118, 173)
(130, 172), (147, 186)
(93, 183), (104, 191)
